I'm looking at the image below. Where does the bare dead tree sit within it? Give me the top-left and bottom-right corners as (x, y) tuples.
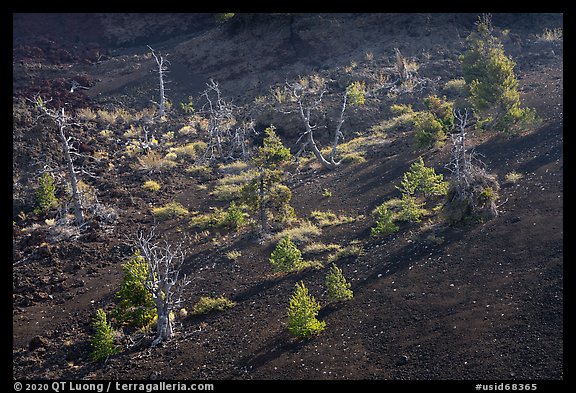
(133, 228), (191, 346)
(280, 75), (357, 170)
(444, 108), (500, 222)
(30, 96), (85, 226)
(69, 80), (90, 93)
(148, 46), (170, 118)
(199, 79), (256, 162)
(394, 48), (412, 82)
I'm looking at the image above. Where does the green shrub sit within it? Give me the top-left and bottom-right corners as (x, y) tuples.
(223, 201), (246, 229)
(397, 194), (428, 223)
(442, 78), (468, 96)
(191, 296), (235, 314)
(180, 96), (195, 114)
(325, 263), (353, 302)
(413, 111), (447, 148)
(423, 95), (454, 132)
(398, 156), (448, 197)
(90, 309), (119, 362)
(241, 126), (293, 234)
(112, 250), (156, 328)
(270, 236), (304, 272)
(287, 281), (326, 338)
(461, 14), (536, 132)
(371, 203), (400, 237)
(34, 172), (58, 215)
(346, 81), (366, 106)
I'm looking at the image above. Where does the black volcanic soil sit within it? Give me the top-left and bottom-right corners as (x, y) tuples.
(12, 13), (563, 381)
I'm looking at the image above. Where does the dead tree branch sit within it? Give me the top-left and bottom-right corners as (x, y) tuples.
(148, 46), (170, 118)
(133, 228), (191, 346)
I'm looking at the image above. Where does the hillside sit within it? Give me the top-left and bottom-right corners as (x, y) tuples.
(12, 13), (563, 381)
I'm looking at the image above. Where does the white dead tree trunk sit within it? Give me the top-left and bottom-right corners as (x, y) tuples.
(134, 229), (190, 346)
(284, 76), (352, 170)
(200, 79), (256, 162)
(31, 97), (85, 226)
(445, 108), (499, 220)
(148, 46), (170, 118)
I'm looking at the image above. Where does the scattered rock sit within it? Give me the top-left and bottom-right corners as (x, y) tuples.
(396, 355), (409, 366)
(28, 336), (49, 351)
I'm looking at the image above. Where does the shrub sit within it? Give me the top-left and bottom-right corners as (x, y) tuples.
(287, 281), (326, 338)
(346, 81), (367, 106)
(270, 236), (304, 272)
(142, 180), (161, 192)
(397, 194), (428, 223)
(371, 203), (400, 237)
(413, 111), (447, 148)
(442, 78), (468, 96)
(191, 296), (235, 314)
(444, 166), (500, 224)
(325, 263), (354, 303)
(461, 14), (536, 132)
(423, 95), (454, 132)
(180, 96), (195, 114)
(112, 250), (156, 328)
(151, 201), (189, 220)
(398, 156), (448, 198)
(90, 309), (119, 362)
(34, 172), (58, 215)
(241, 126), (293, 234)
(222, 201), (246, 229)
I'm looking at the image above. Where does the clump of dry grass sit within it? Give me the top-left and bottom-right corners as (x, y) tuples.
(536, 27), (562, 42)
(272, 221), (321, 244)
(151, 201), (189, 220)
(310, 210), (355, 227)
(134, 151), (177, 172)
